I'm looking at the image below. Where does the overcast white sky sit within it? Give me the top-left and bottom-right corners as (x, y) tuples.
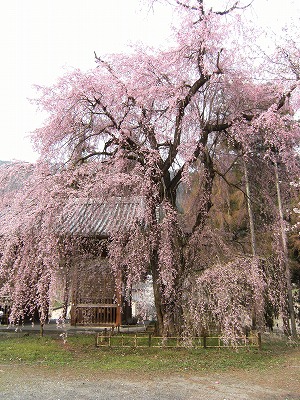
(0, 0), (299, 163)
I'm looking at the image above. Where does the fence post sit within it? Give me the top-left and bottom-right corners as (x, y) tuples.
(203, 335), (207, 349)
(257, 332), (262, 350)
(148, 333), (152, 348)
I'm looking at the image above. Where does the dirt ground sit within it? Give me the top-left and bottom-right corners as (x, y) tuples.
(0, 348), (299, 400)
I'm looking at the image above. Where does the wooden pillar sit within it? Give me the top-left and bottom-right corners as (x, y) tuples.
(70, 262), (79, 326)
(115, 270), (122, 327)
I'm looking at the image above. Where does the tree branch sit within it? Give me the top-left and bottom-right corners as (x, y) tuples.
(277, 84), (297, 111)
(163, 74), (211, 173)
(175, 0), (200, 11)
(214, 0), (254, 15)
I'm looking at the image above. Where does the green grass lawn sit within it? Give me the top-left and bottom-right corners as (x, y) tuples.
(0, 333), (298, 374)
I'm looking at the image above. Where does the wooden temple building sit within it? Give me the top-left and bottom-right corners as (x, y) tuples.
(61, 197), (143, 327)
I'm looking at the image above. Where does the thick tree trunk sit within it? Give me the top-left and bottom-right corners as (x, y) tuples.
(150, 247), (185, 337)
(150, 250), (164, 335)
(274, 163), (297, 339)
(150, 145), (214, 337)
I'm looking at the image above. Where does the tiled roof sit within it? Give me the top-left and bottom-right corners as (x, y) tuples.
(0, 162), (144, 238)
(60, 197), (144, 237)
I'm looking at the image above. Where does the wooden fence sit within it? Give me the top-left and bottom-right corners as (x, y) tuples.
(95, 332), (260, 349)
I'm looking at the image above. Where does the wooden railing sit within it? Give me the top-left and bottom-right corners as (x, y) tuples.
(71, 304), (119, 326)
